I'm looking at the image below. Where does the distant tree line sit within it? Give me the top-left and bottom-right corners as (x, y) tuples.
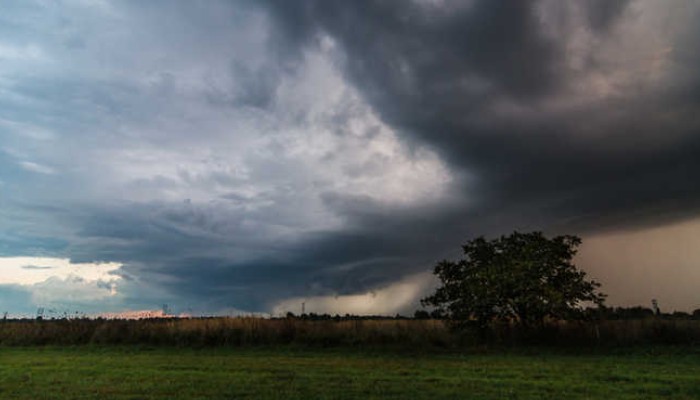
(4, 307), (699, 323)
(582, 306), (700, 320)
(281, 312), (415, 321)
(414, 307), (700, 321)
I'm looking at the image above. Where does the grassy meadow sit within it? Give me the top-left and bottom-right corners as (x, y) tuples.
(1, 346), (700, 399)
(1, 318), (699, 398)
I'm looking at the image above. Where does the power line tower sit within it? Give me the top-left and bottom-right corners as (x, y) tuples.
(36, 307), (45, 320)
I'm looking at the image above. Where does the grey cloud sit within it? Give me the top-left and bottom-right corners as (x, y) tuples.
(584, 0), (633, 33)
(56, 194), (457, 312)
(0, 285), (34, 315)
(260, 0), (700, 234)
(21, 265), (55, 270)
(144, 0), (700, 310)
(3, 0), (700, 314)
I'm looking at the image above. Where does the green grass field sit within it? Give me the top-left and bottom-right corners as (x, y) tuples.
(1, 347), (699, 399)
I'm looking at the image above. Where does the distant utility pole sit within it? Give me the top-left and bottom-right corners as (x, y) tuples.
(162, 304), (170, 316)
(301, 302), (305, 315)
(36, 307), (45, 320)
(2, 311), (7, 320)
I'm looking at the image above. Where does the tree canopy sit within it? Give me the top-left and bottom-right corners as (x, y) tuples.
(422, 232), (606, 328)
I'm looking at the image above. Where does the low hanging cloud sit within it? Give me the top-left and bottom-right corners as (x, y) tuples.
(1, 0), (699, 314)
(273, 272), (437, 317)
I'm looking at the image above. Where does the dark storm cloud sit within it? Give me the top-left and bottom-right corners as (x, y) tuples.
(259, 0), (700, 233)
(64, 201), (444, 311)
(74, 0), (700, 310)
(21, 265), (55, 270)
(54, 185), (464, 311)
(264, 0), (562, 101)
(584, 0), (633, 32)
(128, 0), (699, 310)
(5, 0), (700, 314)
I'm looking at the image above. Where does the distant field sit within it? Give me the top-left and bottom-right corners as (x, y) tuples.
(1, 347), (699, 399)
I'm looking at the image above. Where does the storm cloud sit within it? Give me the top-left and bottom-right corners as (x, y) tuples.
(1, 0), (699, 315)
(263, 0), (700, 230)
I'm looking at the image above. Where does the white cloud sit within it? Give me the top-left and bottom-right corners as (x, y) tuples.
(0, 257), (120, 285)
(0, 257), (122, 306)
(19, 161), (56, 175)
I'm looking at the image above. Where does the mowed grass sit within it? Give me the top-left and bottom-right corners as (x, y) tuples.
(1, 347), (699, 399)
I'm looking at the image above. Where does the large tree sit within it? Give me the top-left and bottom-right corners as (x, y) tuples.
(422, 232), (605, 329)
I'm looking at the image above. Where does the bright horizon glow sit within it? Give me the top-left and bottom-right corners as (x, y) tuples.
(0, 257), (122, 287)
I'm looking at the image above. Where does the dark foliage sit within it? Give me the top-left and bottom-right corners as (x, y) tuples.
(422, 232), (606, 329)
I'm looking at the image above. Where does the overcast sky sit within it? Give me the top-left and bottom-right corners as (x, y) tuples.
(1, 0), (699, 317)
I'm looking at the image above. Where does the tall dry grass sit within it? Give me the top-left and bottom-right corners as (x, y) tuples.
(0, 318), (452, 347)
(1, 317), (699, 347)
